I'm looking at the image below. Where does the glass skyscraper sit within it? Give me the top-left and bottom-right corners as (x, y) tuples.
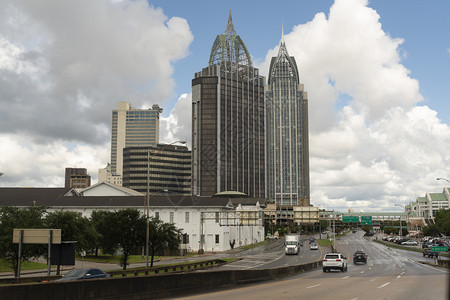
(110, 102), (162, 178)
(192, 12), (265, 197)
(266, 34), (310, 206)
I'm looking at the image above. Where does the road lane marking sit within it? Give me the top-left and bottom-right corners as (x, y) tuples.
(396, 275), (401, 279)
(360, 271), (365, 273)
(306, 284), (320, 289)
(342, 276), (349, 279)
(377, 282), (391, 288)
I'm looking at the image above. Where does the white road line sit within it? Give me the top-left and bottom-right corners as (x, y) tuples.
(360, 271), (365, 273)
(377, 282), (391, 288)
(342, 276), (350, 279)
(350, 298), (359, 300)
(306, 284), (320, 289)
(396, 275), (401, 279)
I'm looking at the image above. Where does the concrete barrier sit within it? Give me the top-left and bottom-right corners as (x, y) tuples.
(0, 261), (322, 300)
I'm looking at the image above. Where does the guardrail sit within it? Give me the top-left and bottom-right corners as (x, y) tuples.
(0, 259), (226, 285)
(108, 259), (227, 277)
(0, 261), (323, 299)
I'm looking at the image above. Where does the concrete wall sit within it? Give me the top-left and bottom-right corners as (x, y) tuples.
(0, 261), (322, 300)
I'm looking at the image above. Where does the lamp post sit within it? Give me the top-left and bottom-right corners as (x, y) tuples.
(436, 177), (450, 183)
(145, 140), (186, 268)
(395, 204), (405, 236)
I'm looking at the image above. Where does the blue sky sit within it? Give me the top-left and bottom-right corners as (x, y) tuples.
(153, 0), (449, 124)
(0, 0), (449, 212)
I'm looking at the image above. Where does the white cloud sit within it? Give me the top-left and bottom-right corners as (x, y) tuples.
(0, 0), (193, 186)
(0, 0), (193, 143)
(255, 0), (450, 212)
(160, 93), (192, 147)
(0, 134), (109, 186)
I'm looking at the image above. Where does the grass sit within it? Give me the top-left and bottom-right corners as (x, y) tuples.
(0, 260), (48, 272)
(76, 254), (160, 264)
(374, 240), (450, 257)
(241, 241), (268, 250)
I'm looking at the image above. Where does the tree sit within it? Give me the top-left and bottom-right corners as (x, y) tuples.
(114, 209), (146, 270)
(44, 211), (98, 254)
(0, 206), (47, 276)
(423, 224), (441, 237)
(91, 210), (119, 256)
(91, 209), (145, 270)
(148, 217), (181, 267)
(434, 209), (450, 236)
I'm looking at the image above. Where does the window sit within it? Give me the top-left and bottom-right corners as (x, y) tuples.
(215, 212), (219, 223)
(155, 212), (159, 219)
(185, 212), (189, 223)
(170, 212), (174, 223)
(215, 234), (219, 244)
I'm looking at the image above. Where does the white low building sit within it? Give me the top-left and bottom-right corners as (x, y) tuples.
(0, 187), (265, 252)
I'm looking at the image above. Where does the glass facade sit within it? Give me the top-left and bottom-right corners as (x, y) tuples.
(110, 102), (161, 177)
(192, 13), (265, 198)
(266, 40), (310, 206)
(122, 144), (191, 195)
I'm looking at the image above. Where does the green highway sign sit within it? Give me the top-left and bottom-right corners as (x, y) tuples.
(342, 216), (359, 222)
(360, 216), (372, 225)
(431, 246), (448, 252)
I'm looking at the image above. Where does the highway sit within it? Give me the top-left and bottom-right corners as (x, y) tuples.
(179, 231), (449, 300)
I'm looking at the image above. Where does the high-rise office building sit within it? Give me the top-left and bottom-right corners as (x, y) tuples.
(266, 33), (310, 206)
(192, 12), (265, 197)
(110, 102), (162, 180)
(122, 144), (191, 195)
(65, 167), (91, 189)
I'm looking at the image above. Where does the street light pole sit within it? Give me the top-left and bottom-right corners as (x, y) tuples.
(395, 204), (404, 236)
(436, 177), (450, 183)
(145, 140), (186, 268)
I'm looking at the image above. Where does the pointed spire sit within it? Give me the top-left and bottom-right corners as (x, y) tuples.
(281, 20), (285, 44)
(225, 9), (235, 35)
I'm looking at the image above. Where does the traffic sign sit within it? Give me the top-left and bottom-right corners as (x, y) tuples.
(431, 246), (448, 252)
(342, 216), (359, 222)
(360, 216), (372, 225)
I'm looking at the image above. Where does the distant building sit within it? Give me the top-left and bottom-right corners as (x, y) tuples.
(122, 144), (192, 195)
(64, 167), (91, 189)
(266, 32), (309, 207)
(406, 188), (450, 219)
(192, 12), (265, 198)
(110, 102), (162, 181)
(98, 163), (122, 186)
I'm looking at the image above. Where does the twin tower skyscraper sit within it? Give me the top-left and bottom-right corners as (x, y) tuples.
(192, 12), (310, 206)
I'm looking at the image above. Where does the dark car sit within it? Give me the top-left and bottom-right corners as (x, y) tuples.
(423, 248), (439, 258)
(55, 268), (110, 281)
(353, 250), (367, 264)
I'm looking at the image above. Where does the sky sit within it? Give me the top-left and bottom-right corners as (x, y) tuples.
(0, 0), (449, 213)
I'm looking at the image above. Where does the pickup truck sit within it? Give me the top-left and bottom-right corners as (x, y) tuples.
(423, 248), (438, 258)
(323, 253), (347, 272)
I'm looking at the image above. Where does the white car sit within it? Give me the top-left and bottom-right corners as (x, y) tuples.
(401, 240), (418, 246)
(310, 243), (319, 250)
(323, 253), (347, 272)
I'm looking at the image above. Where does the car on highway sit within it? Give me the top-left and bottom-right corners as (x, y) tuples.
(323, 253), (347, 272)
(353, 250), (367, 264)
(423, 248), (439, 258)
(401, 240), (418, 246)
(267, 235), (279, 240)
(55, 268), (110, 281)
(310, 243), (319, 250)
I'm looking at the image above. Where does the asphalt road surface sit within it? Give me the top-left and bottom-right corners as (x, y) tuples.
(179, 231), (449, 300)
